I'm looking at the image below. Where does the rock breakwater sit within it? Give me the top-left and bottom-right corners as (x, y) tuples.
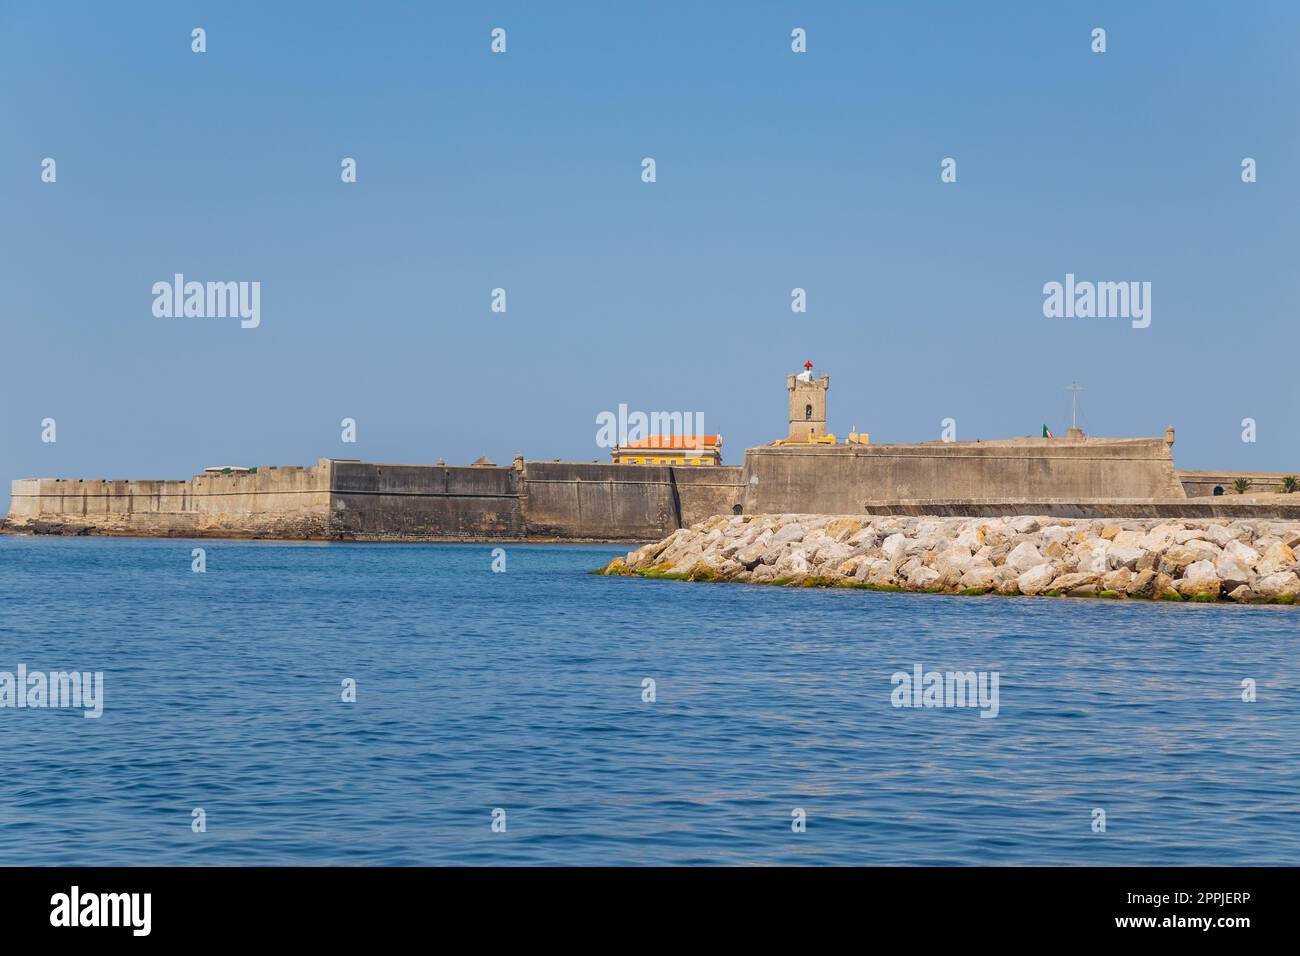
(600, 513), (1300, 603)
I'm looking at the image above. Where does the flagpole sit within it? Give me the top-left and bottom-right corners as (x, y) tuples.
(1066, 382), (1084, 433)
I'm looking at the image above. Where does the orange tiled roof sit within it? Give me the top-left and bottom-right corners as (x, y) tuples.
(621, 435), (720, 450)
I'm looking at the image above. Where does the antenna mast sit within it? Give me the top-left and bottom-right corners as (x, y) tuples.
(1066, 382), (1085, 432)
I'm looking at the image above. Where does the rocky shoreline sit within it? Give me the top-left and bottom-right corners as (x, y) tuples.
(600, 513), (1300, 604)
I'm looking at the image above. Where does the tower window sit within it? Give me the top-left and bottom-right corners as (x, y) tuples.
(805, 404), (812, 420)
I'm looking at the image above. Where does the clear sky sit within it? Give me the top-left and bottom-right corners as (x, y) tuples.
(3, 1), (1297, 511)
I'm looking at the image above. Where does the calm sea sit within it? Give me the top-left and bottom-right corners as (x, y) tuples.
(0, 535), (1295, 865)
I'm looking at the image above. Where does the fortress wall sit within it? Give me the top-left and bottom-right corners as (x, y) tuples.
(520, 462), (677, 540)
(9, 442), (1247, 540)
(5, 460), (743, 541)
(739, 439), (1187, 515)
(328, 461), (744, 541)
(669, 465), (746, 524)
(862, 499), (1300, 519)
(5, 464), (332, 536)
(1177, 470), (1299, 498)
(11, 478), (195, 517)
(517, 463), (743, 540)
(329, 462), (526, 539)
(7, 480), (39, 517)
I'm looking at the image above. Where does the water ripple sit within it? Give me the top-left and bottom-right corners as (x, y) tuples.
(0, 536), (1295, 865)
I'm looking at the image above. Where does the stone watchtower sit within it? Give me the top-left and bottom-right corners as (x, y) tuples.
(787, 361), (829, 441)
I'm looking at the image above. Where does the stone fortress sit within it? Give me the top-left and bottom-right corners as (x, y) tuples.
(5, 364), (1299, 541)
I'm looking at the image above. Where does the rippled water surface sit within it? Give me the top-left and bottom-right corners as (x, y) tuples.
(0, 535), (1295, 865)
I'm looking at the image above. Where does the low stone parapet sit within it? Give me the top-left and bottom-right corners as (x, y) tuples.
(859, 498), (1300, 519)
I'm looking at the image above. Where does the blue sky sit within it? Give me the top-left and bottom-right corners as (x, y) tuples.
(3, 1), (1297, 510)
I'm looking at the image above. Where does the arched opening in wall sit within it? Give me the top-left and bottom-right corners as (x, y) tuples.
(1213, 485), (1224, 496)
(805, 404), (812, 420)
(732, 504), (743, 515)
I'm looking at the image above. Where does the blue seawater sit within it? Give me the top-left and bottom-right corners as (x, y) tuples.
(0, 535), (1295, 865)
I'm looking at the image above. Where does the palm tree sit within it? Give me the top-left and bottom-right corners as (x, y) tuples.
(1232, 477), (1252, 495)
(1281, 475), (1300, 494)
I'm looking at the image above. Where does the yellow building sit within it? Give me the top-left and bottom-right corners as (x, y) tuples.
(612, 435), (722, 466)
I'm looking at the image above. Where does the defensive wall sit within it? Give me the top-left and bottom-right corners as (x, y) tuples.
(4, 459), (746, 542)
(7, 437), (1299, 541)
(329, 460), (744, 541)
(736, 437), (1187, 514)
(1176, 469), (1299, 498)
(6, 464), (332, 538)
